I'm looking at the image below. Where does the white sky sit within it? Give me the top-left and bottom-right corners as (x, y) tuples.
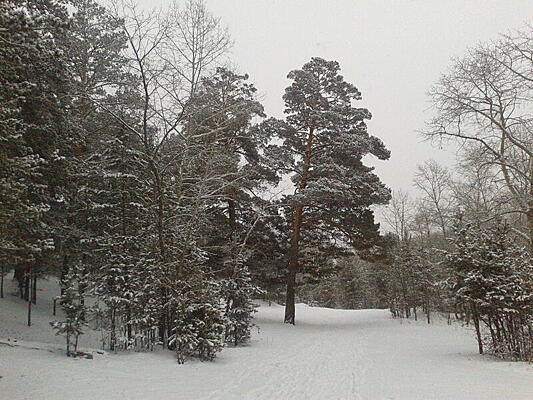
(138, 0), (531, 194)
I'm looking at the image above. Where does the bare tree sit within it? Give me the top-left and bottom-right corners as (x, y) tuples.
(96, 0), (232, 346)
(451, 153), (518, 227)
(424, 26), (532, 249)
(101, 0), (231, 260)
(410, 202), (434, 241)
(413, 160), (454, 238)
(382, 189), (413, 242)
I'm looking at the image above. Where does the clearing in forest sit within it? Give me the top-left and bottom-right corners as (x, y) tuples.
(1, 280), (532, 400)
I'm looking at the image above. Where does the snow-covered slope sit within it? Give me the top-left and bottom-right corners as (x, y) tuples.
(0, 276), (102, 349)
(1, 278), (532, 400)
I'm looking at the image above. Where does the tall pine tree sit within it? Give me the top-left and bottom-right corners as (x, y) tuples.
(279, 58), (390, 324)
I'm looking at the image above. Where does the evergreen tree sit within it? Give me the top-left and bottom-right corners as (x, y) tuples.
(84, 132), (152, 350)
(279, 58), (390, 324)
(169, 259), (226, 363)
(221, 255), (263, 346)
(181, 67), (277, 346)
(0, 0), (72, 309)
(0, 3), (46, 281)
(446, 221), (533, 360)
(51, 264), (90, 357)
(188, 67), (280, 273)
(55, 0), (131, 288)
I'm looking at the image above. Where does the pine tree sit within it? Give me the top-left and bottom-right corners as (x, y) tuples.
(279, 58), (391, 324)
(188, 67), (281, 275)
(54, 0), (131, 292)
(184, 67), (280, 339)
(0, 0), (71, 311)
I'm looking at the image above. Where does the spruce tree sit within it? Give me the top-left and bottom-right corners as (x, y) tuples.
(51, 264), (90, 357)
(169, 262), (226, 363)
(0, 1), (46, 278)
(221, 255), (263, 346)
(188, 67), (279, 266)
(186, 67), (279, 336)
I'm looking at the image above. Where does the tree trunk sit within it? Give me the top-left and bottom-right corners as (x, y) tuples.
(284, 128), (314, 325)
(127, 314), (132, 344)
(61, 254), (69, 297)
(285, 205), (303, 324)
(472, 303), (484, 354)
(74, 333), (79, 356)
(119, 173), (133, 347)
(149, 161), (170, 346)
(228, 198), (237, 232)
(32, 272), (37, 304)
(23, 270), (29, 301)
(27, 266), (32, 327)
(227, 196), (238, 278)
(1, 264), (4, 299)
(79, 267), (86, 322)
(150, 162), (166, 262)
(14, 265), (24, 298)
(527, 179), (533, 253)
(110, 307), (116, 352)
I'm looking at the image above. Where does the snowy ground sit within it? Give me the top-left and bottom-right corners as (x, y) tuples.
(1, 276), (532, 400)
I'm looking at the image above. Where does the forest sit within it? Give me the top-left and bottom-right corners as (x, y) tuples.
(1, 0), (532, 371)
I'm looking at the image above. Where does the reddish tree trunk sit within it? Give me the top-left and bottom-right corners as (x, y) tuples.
(284, 128), (314, 325)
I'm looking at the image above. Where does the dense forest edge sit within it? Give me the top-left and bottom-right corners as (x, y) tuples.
(1, 0), (531, 363)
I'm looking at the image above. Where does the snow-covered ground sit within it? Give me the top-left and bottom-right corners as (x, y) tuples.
(1, 276), (532, 400)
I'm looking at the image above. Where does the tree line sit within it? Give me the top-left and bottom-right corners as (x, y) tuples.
(2, 0), (529, 364)
(302, 27), (533, 362)
(0, 0), (389, 360)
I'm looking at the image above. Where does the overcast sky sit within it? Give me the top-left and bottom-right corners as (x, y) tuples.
(140, 0), (531, 195)
(207, 0), (533, 189)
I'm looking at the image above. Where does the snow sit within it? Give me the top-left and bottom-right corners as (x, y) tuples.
(0, 276), (102, 349)
(1, 277), (532, 400)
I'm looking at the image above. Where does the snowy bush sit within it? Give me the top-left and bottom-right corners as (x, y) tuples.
(446, 222), (533, 361)
(169, 278), (226, 363)
(221, 259), (263, 346)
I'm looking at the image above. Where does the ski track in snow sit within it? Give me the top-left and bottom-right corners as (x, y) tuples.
(1, 278), (533, 400)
